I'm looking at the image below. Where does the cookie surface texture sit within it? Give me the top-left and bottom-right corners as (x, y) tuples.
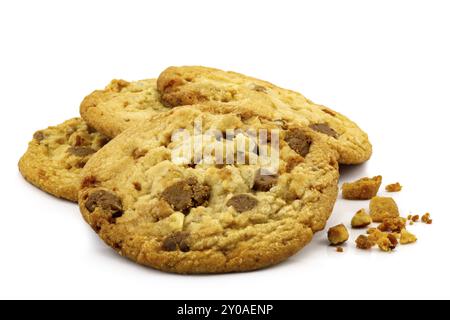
(19, 118), (109, 202)
(157, 66), (372, 164)
(78, 105), (339, 274)
(80, 79), (170, 138)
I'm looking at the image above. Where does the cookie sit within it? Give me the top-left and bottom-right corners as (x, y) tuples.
(19, 118), (109, 202)
(80, 79), (170, 138)
(157, 66), (372, 165)
(78, 104), (339, 274)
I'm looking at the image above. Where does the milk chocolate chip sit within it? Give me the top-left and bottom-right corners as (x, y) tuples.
(85, 190), (123, 219)
(67, 146), (96, 157)
(33, 131), (45, 141)
(161, 178), (210, 212)
(252, 84), (268, 93)
(162, 231), (190, 252)
(227, 194), (258, 213)
(253, 169), (278, 192)
(285, 129), (312, 157)
(309, 123), (339, 139)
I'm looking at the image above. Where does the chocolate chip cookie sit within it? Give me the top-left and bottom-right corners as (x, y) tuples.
(78, 104), (339, 274)
(19, 118), (109, 202)
(157, 66), (372, 165)
(80, 79), (170, 138)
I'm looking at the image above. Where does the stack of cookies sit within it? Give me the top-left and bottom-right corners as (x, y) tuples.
(19, 66), (372, 274)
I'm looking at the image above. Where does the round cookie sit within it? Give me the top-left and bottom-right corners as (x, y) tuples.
(19, 118), (109, 202)
(157, 66), (372, 165)
(80, 79), (170, 138)
(78, 105), (339, 274)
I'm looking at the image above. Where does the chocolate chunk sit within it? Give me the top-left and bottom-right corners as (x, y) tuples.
(252, 85), (268, 93)
(285, 129), (312, 157)
(82, 176), (98, 188)
(133, 182), (142, 191)
(161, 178), (210, 212)
(161, 236), (177, 251)
(253, 169), (278, 192)
(322, 108), (337, 117)
(75, 135), (85, 147)
(33, 131), (45, 141)
(67, 146), (96, 157)
(162, 231), (190, 252)
(309, 123), (339, 139)
(132, 148), (148, 160)
(227, 194), (258, 213)
(85, 190), (123, 219)
(87, 126), (97, 134)
(161, 181), (194, 212)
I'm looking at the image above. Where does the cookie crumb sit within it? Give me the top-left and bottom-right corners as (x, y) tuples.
(328, 224), (349, 245)
(336, 247), (344, 253)
(377, 234), (398, 252)
(378, 217), (406, 233)
(421, 213), (432, 224)
(351, 209), (372, 229)
(369, 197), (400, 222)
(342, 176), (382, 200)
(400, 229), (418, 245)
(356, 235), (375, 250)
(385, 182), (402, 192)
(412, 215), (420, 222)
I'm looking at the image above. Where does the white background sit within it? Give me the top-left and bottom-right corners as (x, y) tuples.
(1, 0), (449, 300)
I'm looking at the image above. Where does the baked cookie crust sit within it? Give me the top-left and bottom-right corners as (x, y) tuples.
(80, 79), (169, 138)
(78, 104), (339, 274)
(19, 118), (109, 202)
(158, 66), (372, 165)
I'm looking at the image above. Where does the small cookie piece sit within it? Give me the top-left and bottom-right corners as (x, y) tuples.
(157, 66), (372, 165)
(400, 229), (417, 245)
(78, 105), (340, 274)
(328, 224), (349, 245)
(369, 197), (400, 222)
(386, 182), (402, 193)
(351, 209), (372, 228)
(378, 217), (407, 233)
(377, 234), (398, 252)
(342, 176), (382, 200)
(356, 235), (375, 250)
(19, 118), (109, 202)
(80, 79), (170, 138)
(421, 213), (433, 224)
(336, 247), (344, 253)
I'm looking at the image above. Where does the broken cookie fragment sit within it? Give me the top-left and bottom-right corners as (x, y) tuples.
(309, 123), (339, 139)
(227, 194), (258, 213)
(356, 235), (375, 250)
(351, 209), (372, 228)
(342, 176), (382, 200)
(85, 190), (123, 219)
(385, 182), (402, 193)
(421, 213), (433, 224)
(161, 178), (210, 213)
(377, 234), (398, 252)
(369, 196), (399, 222)
(377, 217), (406, 233)
(328, 224), (349, 245)
(285, 128), (312, 157)
(400, 229), (417, 245)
